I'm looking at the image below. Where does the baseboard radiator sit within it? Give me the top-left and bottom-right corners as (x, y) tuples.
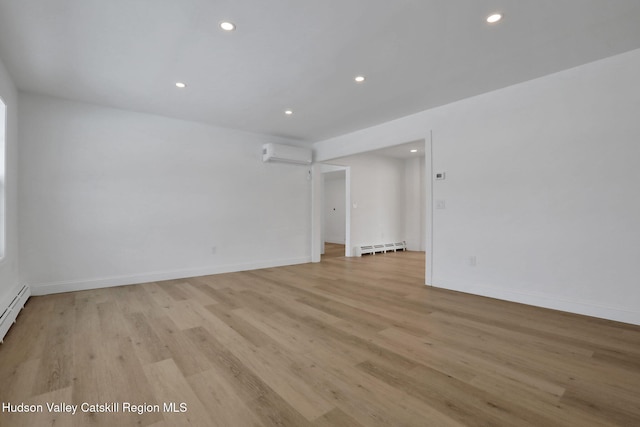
(359, 241), (407, 256)
(0, 285), (31, 343)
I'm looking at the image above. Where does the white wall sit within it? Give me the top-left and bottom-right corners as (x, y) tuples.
(326, 153), (426, 253)
(19, 94), (311, 294)
(323, 173), (346, 244)
(314, 48), (640, 325)
(332, 153), (404, 251)
(0, 56), (19, 308)
(0, 100), (5, 258)
(403, 156), (426, 251)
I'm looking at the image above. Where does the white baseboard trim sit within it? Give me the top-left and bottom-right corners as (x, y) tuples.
(30, 257), (311, 296)
(432, 280), (640, 326)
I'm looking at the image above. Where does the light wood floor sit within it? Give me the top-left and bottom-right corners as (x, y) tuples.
(322, 243), (346, 259)
(1, 251), (640, 426)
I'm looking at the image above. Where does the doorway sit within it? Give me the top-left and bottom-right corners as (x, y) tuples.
(322, 169), (346, 259)
(319, 164), (351, 259)
(311, 138), (432, 284)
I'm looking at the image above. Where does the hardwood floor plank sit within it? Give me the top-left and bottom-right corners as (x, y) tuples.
(155, 280), (191, 301)
(226, 336), (336, 421)
(180, 281), (220, 306)
(10, 386), (75, 427)
(232, 307), (326, 357)
(368, 327), (478, 382)
(321, 243), (346, 259)
(143, 358), (216, 426)
(96, 300), (130, 341)
(357, 359), (596, 427)
(123, 311), (172, 364)
(186, 368), (266, 427)
(295, 295), (391, 334)
(312, 407), (365, 427)
(184, 326), (314, 427)
(2, 251), (639, 426)
(32, 293), (76, 395)
(293, 349), (465, 427)
(69, 335), (164, 426)
(205, 303), (275, 348)
(0, 296), (53, 366)
(113, 283), (162, 317)
(147, 315), (212, 377)
(560, 380), (640, 426)
(1, 358), (41, 403)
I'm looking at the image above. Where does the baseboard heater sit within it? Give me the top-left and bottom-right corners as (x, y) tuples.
(0, 285), (31, 343)
(359, 241), (406, 256)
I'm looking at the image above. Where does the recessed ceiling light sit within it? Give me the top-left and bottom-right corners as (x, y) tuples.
(354, 75), (366, 83)
(410, 149), (418, 153)
(486, 13), (502, 23)
(220, 21), (236, 31)
(175, 82), (187, 88)
(284, 110), (293, 115)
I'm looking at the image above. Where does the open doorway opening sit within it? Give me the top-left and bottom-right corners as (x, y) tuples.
(368, 141), (427, 253)
(312, 138), (432, 283)
(322, 169), (346, 260)
(318, 164), (351, 260)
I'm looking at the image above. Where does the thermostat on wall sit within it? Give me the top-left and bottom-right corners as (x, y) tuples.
(435, 172), (446, 180)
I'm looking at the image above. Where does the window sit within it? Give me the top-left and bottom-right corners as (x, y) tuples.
(0, 97), (5, 259)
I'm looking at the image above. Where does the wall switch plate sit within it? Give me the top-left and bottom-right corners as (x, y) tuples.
(468, 255), (477, 266)
(436, 200), (446, 209)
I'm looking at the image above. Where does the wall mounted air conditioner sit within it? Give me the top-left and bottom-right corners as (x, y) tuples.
(262, 143), (312, 165)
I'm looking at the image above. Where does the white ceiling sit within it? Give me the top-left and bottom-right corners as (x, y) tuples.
(372, 140), (426, 159)
(1, 1), (640, 143)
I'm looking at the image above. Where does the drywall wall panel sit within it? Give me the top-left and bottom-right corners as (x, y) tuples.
(404, 156), (426, 251)
(19, 94), (311, 294)
(430, 47), (640, 325)
(332, 153), (404, 251)
(0, 55), (19, 307)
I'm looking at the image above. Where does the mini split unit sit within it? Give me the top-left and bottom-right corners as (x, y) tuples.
(262, 143), (312, 165)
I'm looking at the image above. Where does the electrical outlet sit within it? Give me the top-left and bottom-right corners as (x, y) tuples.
(211, 246), (217, 255)
(436, 200), (446, 209)
(468, 256), (476, 266)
